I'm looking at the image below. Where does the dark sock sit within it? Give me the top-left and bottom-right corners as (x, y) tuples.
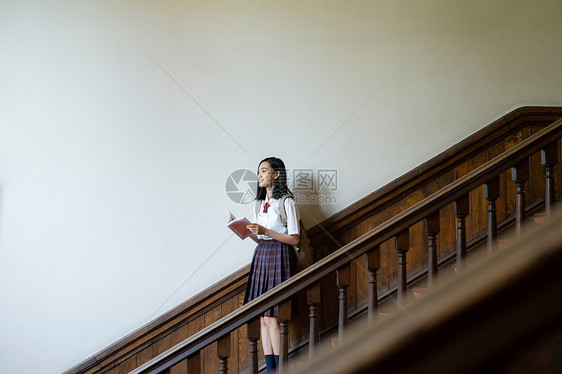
(265, 354), (276, 374)
(275, 355), (279, 369)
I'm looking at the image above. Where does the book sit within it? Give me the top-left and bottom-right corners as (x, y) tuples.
(227, 211), (252, 239)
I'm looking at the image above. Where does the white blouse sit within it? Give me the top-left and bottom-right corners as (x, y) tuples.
(253, 195), (300, 240)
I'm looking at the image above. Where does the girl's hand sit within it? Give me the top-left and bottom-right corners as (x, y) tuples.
(247, 223), (267, 236)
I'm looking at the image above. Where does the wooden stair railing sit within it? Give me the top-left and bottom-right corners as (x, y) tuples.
(302, 212), (562, 374)
(130, 119), (562, 374)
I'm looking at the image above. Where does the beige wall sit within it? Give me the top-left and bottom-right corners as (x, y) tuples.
(0, 0), (561, 372)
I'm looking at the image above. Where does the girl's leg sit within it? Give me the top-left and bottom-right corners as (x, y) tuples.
(263, 316), (281, 354)
(261, 317), (277, 373)
(260, 317), (274, 355)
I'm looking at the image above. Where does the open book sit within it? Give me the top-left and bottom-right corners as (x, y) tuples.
(227, 212), (252, 239)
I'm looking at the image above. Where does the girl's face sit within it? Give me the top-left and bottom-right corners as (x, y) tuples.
(257, 161), (279, 189)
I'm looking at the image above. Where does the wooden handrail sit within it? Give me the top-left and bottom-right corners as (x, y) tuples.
(130, 118), (562, 374)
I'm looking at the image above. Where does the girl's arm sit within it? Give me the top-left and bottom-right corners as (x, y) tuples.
(249, 233), (259, 244)
(246, 223), (300, 246)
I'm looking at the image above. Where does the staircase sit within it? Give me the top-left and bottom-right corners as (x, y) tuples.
(64, 107), (562, 374)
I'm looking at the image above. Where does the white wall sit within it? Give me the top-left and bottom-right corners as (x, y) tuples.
(0, 1), (560, 372)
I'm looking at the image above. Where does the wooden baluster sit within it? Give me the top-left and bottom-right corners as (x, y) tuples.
(365, 245), (380, 325)
(512, 160), (529, 237)
(247, 318), (260, 374)
(454, 195), (469, 271)
(217, 334), (230, 374)
(484, 176), (500, 255)
(395, 229), (410, 306)
(307, 282), (321, 359)
(336, 263), (351, 343)
(424, 212), (440, 288)
(541, 143), (558, 219)
(278, 300), (291, 373)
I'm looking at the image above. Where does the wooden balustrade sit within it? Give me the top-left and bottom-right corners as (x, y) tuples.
(541, 142), (558, 219)
(512, 160), (530, 237)
(336, 264), (351, 343)
(365, 246), (380, 324)
(278, 301), (291, 372)
(246, 319), (260, 374)
(130, 119), (562, 374)
(484, 176), (500, 255)
(307, 283), (321, 358)
(395, 230), (410, 306)
(454, 195), (469, 271)
(424, 212), (440, 288)
(217, 335), (230, 373)
(304, 214), (562, 374)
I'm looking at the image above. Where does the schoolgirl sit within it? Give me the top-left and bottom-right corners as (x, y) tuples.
(245, 157), (299, 374)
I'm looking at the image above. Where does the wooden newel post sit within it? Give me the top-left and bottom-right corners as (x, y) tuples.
(541, 143), (558, 219)
(278, 300), (291, 373)
(424, 212), (440, 288)
(307, 282), (321, 359)
(247, 318), (260, 374)
(512, 160), (529, 237)
(395, 229), (410, 306)
(217, 333), (231, 374)
(454, 195), (469, 271)
(484, 176), (500, 255)
(365, 245), (380, 325)
(336, 263), (351, 343)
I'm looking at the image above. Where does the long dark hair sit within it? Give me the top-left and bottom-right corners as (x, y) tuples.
(255, 157), (293, 200)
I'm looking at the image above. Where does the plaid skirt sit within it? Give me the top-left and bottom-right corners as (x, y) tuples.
(244, 239), (297, 317)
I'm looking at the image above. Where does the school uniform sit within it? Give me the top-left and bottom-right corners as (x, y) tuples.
(243, 195), (299, 317)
